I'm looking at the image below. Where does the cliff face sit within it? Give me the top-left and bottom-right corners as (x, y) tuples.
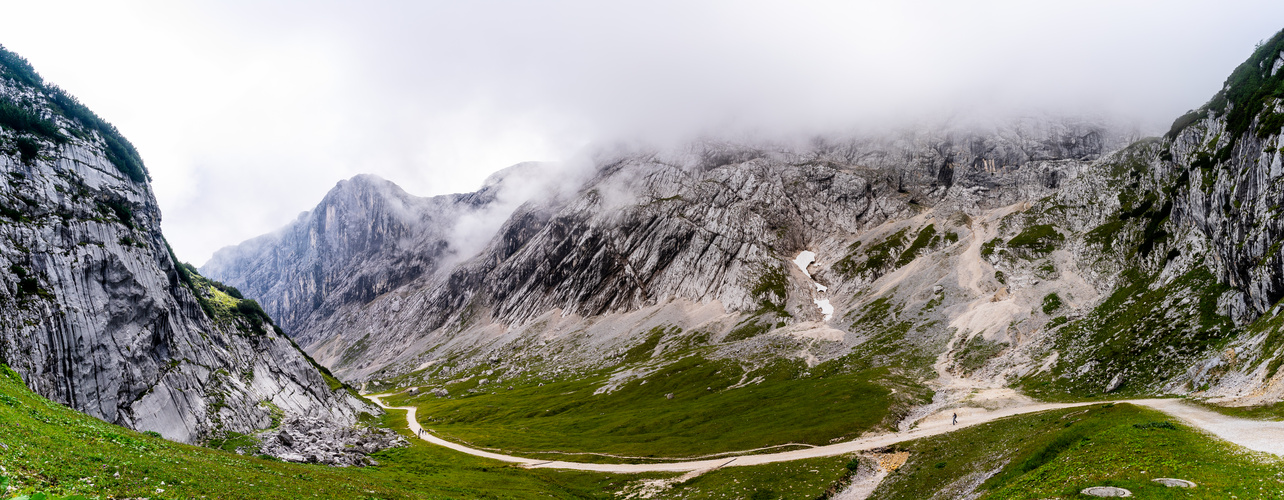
(0, 47), (375, 451)
(202, 174), (479, 335)
(1165, 31), (1284, 320)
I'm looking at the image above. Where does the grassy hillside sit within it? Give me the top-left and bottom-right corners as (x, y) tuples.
(383, 351), (928, 461)
(0, 365), (659, 499)
(871, 403), (1284, 499)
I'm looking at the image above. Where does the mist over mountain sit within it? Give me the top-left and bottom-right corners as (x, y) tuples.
(8, 8), (1284, 500)
(206, 114), (1137, 378)
(209, 28), (1284, 416)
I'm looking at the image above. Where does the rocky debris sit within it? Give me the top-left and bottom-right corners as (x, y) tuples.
(256, 416), (407, 467)
(431, 388), (449, 398)
(1152, 478), (1196, 488)
(1081, 486), (1132, 497)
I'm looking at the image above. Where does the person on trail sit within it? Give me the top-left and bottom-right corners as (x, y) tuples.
(952, 412), (958, 425)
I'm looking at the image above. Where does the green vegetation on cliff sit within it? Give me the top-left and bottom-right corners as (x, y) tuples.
(0, 44), (148, 183)
(1022, 266), (1233, 398)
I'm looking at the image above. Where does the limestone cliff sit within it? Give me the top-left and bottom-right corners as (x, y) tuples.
(0, 45), (377, 456)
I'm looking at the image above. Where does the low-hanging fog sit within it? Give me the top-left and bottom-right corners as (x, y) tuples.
(1, 0), (1282, 264)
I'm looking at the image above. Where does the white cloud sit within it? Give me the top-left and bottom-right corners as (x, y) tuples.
(0, 0), (1281, 264)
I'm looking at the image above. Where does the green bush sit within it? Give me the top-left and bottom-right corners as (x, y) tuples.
(0, 97), (65, 144)
(895, 224), (937, 267)
(1208, 29), (1284, 148)
(0, 44), (44, 87)
(980, 238), (1001, 259)
(47, 86), (149, 183)
(1007, 225), (1064, 255)
(1041, 293), (1063, 315)
(0, 44), (149, 183)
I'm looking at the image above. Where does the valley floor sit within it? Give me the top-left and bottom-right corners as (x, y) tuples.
(6, 363), (1284, 499)
(369, 391), (1284, 469)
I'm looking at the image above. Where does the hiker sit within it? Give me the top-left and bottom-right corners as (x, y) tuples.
(952, 412), (957, 425)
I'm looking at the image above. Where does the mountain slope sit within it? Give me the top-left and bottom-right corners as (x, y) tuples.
(207, 117), (1130, 385)
(202, 27), (1284, 466)
(0, 45), (376, 456)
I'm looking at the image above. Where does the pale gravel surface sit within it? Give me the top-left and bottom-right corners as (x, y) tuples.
(366, 393), (1276, 473)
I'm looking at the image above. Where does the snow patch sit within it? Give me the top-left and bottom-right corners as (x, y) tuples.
(793, 251), (816, 278)
(814, 298), (834, 321)
(794, 250), (830, 320)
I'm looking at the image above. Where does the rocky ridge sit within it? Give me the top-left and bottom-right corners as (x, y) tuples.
(208, 30), (1284, 415)
(205, 116), (1134, 385)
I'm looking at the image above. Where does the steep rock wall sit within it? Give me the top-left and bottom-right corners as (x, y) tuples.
(0, 47), (375, 447)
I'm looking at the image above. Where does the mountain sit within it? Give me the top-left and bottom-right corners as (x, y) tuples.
(206, 30), (1284, 453)
(204, 116), (1138, 387)
(1, 22), (1282, 500)
(0, 45), (385, 463)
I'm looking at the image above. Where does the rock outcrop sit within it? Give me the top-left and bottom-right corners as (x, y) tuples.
(256, 415), (406, 466)
(0, 45), (379, 455)
(1165, 31), (1284, 319)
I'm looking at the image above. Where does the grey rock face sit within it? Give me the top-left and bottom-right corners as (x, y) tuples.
(206, 117), (1129, 381)
(1170, 107), (1284, 319)
(1162, 32), (1284, 320)
(202, 174), (478, 336)
(0, 60), (378, 455)
(201, 163), (563, 348)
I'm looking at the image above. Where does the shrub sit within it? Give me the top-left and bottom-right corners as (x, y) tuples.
(0, 44), (43, 88)
(1042, 293), (1063, 315)
(0, 97), (65, 143)
(1007, 225), (1064, 255)
(0, 44), (150, 183)
(895, 224), (937, 267)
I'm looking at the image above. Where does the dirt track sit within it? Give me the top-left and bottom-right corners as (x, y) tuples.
(366, 394), (1271, 473)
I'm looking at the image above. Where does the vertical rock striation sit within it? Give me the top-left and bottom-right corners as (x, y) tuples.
(0, 46), (375, 450)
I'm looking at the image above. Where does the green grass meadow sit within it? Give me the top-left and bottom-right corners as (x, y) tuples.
(387, 355), (922, 461)
(873, 403), (1284, 499)
(0, 365), (662, 499)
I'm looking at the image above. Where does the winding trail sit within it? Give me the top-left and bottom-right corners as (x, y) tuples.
(365, 394), (1284, 473)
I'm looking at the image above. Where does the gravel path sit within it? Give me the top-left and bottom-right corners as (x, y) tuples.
(366, 393), (1284, 473)
(365, 394), (1226, 473)
(1132, 399), (1284, 456)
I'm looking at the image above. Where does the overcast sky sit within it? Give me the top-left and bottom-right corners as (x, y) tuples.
(1, 1), (1282, 265)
